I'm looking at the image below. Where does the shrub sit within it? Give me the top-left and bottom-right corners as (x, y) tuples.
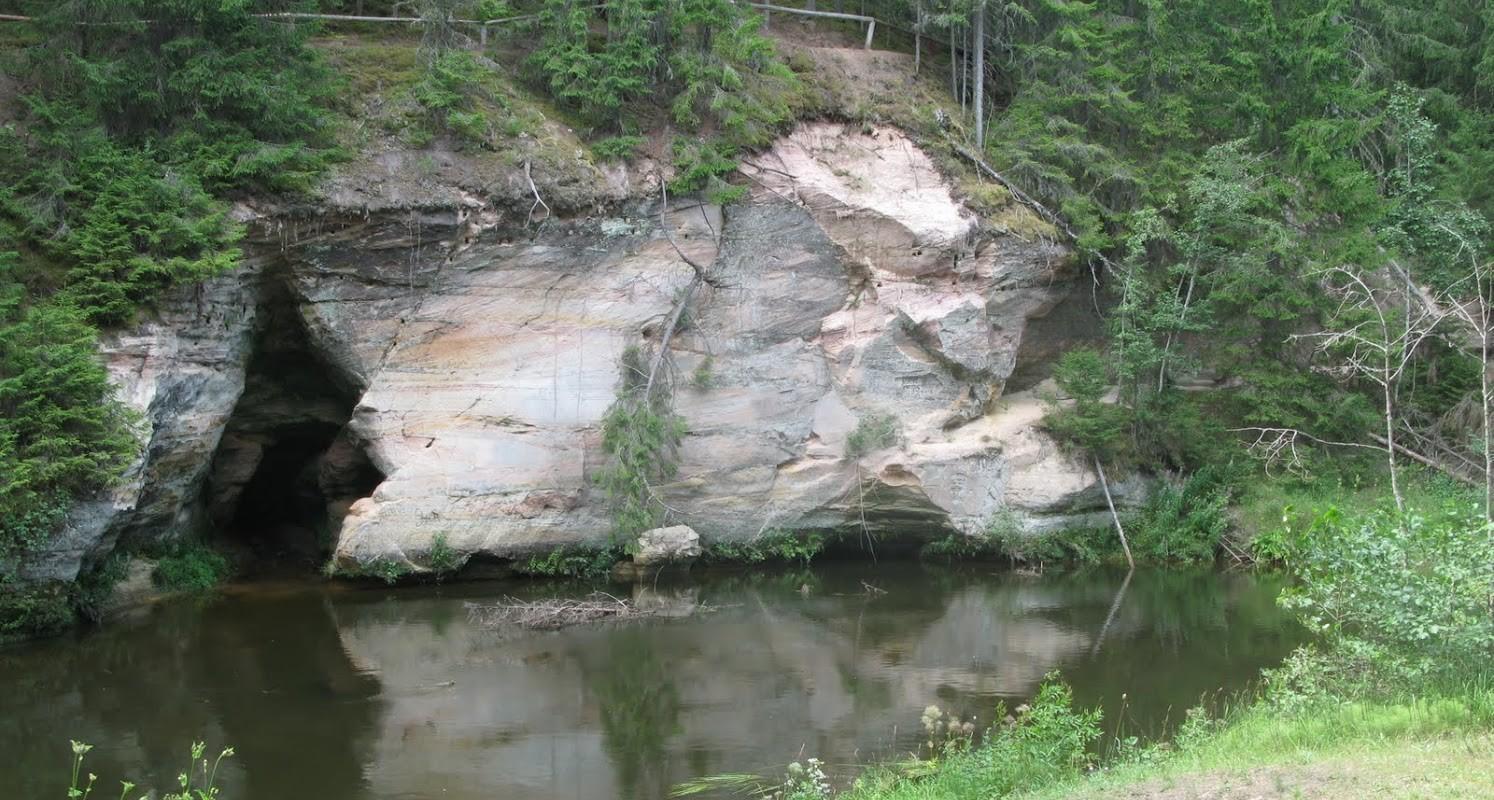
(412, 49), (493, 146)
(364, 557), (412, 585)
(595, 346), (688, 546)
(592, 135), (645, 162)
(845, 413), (900, 458)
(1044, 347), (1129, 460)
(690, 356), (715, 390)
(517, 545), (621, 579)
(702, 529), (826, 566)
(0, 285), (137, 561)
(0, 581), (74, 640)
(428, 532), (463, 577)
(151, 541), (231, 592)
(1129, 465), (1234, 563)
(1276, 505), (1494, 693)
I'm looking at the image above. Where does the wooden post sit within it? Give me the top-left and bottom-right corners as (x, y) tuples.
(863, 18), (875, 48)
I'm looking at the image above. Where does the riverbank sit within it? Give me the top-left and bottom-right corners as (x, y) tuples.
(837, 686), (1494, 800)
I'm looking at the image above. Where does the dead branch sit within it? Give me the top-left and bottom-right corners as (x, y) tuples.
(644, 178), (722, 399)
(1230, 426), (1382, 476)
(1368, 433), (1481, 488)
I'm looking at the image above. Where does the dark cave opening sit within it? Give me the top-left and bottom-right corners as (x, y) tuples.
(204, 277), (383, 573)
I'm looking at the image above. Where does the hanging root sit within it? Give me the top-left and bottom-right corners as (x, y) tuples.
(525, 159), (550, 225)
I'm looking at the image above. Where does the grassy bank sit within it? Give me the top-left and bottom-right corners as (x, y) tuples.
(822, 682), (1494, 800)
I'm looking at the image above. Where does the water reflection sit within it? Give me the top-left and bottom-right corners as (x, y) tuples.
(0, 564), (1299, 799)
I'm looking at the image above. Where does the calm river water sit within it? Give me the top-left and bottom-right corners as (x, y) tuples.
(1, 563), (1300, 799)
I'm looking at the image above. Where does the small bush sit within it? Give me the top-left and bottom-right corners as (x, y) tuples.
(703, 529), (826, 566)
(517, 545), (621, 579)
(427, 532), (463, 577)
(365, 557), (411, 585)
(412, 50), (493, 146)
(691, 356), (715, 390)
(0, 581), (74, 640)
(151, 541), (231, 592)
(592, 135), (645, 161)
(1129, 465), (1234, 563)
(846, 413), (900, 457)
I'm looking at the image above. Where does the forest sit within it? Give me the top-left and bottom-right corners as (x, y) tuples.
(1, 0), (1493, 798)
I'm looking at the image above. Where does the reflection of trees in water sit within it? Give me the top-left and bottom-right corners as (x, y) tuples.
(194, 592), (383, 798)
(0, 590), (384, 799)
(576, 628), (682, 800)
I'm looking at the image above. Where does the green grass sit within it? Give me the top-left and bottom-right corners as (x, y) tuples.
(1024, 689), (1494, 800)
(831, 684), (1494, 800)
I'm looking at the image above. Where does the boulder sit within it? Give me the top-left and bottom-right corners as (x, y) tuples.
(633, 525), (703, 566)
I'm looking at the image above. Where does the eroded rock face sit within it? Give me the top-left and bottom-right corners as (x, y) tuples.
(35, 122), (1138, 583)
(291, 122), (1135, 571)
(19, 265), (262, 583)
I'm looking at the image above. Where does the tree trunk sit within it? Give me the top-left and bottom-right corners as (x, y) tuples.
(1482, 303), (1492, 523)
(949, 25), (958, 98)
(1095, 455), (1135, 570)
(959, 23), (968, 111)
(913, 3), (921, 74)
(1384, 370), (1405, 516)
(972, 1), (985, 148)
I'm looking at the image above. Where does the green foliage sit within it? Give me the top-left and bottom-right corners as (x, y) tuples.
(427, 532), (463, 576)
(1129, 466), (1234, 563)
(0, 1), (333, 569)
(845, 412), (901, 458)
(1043, 348), (1128, 460)
(151, 541), (231, 593)
(412, 49), (495, 146)
(703, 529), (827, 566)
(0, 581), (74, 641)
(669, 137), (743, 195)
(0, 262), (136, 563)
(1277, 505), (1494, 689)
(689, 355), (715, 390)
(73, 553), (130, 622)
(592, 135), (645, 162)
(516, 545), (622, 579)
(527, 0), (797, 143)
(841, 677), (1102, 800)
(363, 557), (412, 585)
(595, 344), (689, 545)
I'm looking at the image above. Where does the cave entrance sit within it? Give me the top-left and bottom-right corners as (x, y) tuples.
(204, 277), (383, 574)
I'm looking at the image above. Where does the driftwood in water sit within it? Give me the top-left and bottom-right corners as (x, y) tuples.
(468, 593), (646, 631)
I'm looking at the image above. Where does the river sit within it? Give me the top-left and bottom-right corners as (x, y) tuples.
(0, 563), (1300, 798)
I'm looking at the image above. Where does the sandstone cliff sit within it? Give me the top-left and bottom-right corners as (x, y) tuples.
(23, 121), (1140, 583)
